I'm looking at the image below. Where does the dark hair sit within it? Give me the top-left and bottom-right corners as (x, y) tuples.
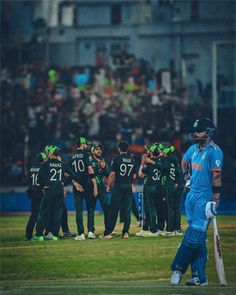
(117, 140), (129, 152)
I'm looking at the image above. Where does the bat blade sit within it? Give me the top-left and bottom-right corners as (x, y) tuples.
(213, 217), (227, 286)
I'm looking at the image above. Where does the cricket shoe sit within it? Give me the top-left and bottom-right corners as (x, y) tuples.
(161, 231), (176, 237)
(31, 236), (44, 241)
(175, 230), (183, 236)
(44, 232), (53, 240)
(51, 236), (59, 241)
(75, 234), (86, 241)
(88, 231), (96, 239)
(122, 232), (129, 239)
(99, 234), (112, 240)
(62, 231), (76, 238)
(185, 277), (208, 286)
(171, 270), (182, 285)
(135, 230), (148, 237)
(143, 230), (161, 237)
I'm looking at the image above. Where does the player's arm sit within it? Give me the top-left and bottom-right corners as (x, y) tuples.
(64, 164), (84, 192)
(88, 165), (98, 197)
(211, 170), (222, 203)
(205, 149), (223, 218)
(106, 171), (115, 192)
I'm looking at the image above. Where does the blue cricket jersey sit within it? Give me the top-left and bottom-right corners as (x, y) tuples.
(183, 141), (223, 194)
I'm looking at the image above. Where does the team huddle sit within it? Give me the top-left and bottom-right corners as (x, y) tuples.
(26, 137), (183, 242)
(25, 117), (223, 287)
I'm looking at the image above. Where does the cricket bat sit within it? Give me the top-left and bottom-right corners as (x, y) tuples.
(213, 217), (227, 286)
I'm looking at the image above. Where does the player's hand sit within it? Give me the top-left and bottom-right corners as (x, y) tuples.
(106, 186), (111, 192)
(185, 179), (190, 189)
(132, 184), (136, 193)
(205, 201), (218, 218)
(93, 186), (98, 197)
(141, 154), (148, 165)
(74, 182), (84, 192)
(98, 159), (105, 169)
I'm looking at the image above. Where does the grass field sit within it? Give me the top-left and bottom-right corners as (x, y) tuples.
(0, 214), (236, 295)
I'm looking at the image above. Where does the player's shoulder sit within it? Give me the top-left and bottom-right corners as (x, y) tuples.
(208, 142), (223, 154)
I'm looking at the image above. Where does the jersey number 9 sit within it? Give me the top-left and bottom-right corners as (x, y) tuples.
(120, 164), (134, 176)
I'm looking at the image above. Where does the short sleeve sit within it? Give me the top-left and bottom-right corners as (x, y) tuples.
(183, 145), (194, 163)
(111, 157), (118, 172)
(209, 148), (223, 172)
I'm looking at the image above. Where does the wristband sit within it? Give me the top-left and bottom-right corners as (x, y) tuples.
(213, 186), (222, 194)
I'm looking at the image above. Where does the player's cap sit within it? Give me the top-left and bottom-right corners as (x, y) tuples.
(192, 117), (215, 133)
(75, 137), (91, 145)
(35, 152), (47, 163)
(50, 146), (62, 157)
(149, 144), (159, 153)
(92, 141), (103, 149)
(163, 145), (175, 155)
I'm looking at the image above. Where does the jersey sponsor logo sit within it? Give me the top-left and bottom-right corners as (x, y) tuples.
(191, 162), (202, 171)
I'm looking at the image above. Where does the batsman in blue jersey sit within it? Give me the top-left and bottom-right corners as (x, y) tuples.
(170, 117), (223, 286)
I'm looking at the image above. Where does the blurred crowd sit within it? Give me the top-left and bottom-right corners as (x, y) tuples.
(1, 56), (235, 197)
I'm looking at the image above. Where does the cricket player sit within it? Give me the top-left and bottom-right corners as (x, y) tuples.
(90, 142), (110, 231)
(25, 152), (47, 240)
(32, 147), (83, 241)
(139, 144), (164, 236)
(161, 145), (182, 236)
(135, 150), (151, 237)
(103, 140), (137, 239)
(170, 117), (223, 286)
(43, 145), (76, 239)
(67, 137), (98, 240)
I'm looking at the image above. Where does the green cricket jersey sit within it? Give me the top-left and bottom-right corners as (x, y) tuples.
(26, 162), (44, 199)
(111, 153), (137, 185)
(161, 156), (182, 186)
(38, 158), (77, 197)
(67, 149), (92, 186)
(142, 158), (162, 186)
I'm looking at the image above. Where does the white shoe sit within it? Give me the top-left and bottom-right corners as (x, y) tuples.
(88, 231), (96, 239)
(135, 230), (145, 237)
(171, 270), (182, 285)
(44, 232), (53, 240)
(185, 277), (208, 286)
(162, 231), (176, 236)
(175, 230), (183, 236)
(74, 234), (86, 241)
(143, 231), (161, 237)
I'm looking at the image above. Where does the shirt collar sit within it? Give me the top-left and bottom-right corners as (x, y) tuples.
(197, 140), (213, 152)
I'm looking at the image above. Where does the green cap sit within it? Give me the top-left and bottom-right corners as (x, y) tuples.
(163, 145), (175, 155)
(149, 144), (158, 153)
(40, 152), (47, 160)
(75, 137), (91, 145)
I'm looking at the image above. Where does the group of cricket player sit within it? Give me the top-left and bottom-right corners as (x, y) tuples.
(25, 117), (223, 286)
(26, 137), (183, 242)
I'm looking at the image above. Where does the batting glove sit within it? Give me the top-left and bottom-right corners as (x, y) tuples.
(205, 201), (218, 219)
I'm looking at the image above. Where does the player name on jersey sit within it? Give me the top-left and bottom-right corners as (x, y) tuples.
(49, 163), (62, 168)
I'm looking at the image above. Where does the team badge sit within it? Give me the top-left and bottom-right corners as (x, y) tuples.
(215, 160), (221, 167)
(194, 120), (199, 127)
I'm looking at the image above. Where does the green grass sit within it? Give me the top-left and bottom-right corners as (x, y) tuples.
(0, 214), (236, 294)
